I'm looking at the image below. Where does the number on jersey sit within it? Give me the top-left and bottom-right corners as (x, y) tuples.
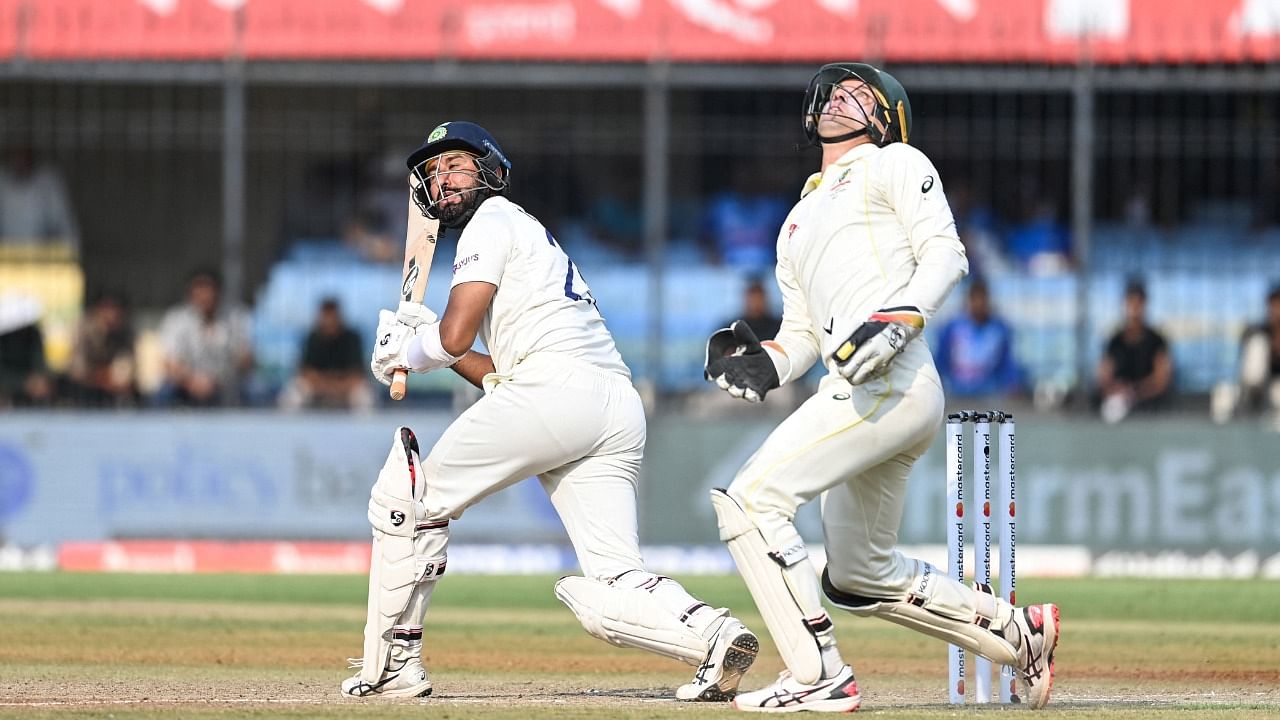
(545, 230), (595, 305)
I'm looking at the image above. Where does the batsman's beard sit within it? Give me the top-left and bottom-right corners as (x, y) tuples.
(435, 187), (489, 229)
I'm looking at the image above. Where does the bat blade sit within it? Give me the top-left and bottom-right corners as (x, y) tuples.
(390, 183), (440, 401)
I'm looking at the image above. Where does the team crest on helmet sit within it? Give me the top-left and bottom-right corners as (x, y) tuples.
(427, 124), (449, 143)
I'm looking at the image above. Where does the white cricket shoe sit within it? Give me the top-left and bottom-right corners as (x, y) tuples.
(1006, 603), (1059, 709)
(340, 641), (432, 698)
(731, 664), (860, 713)
(676, 617), (760, 701)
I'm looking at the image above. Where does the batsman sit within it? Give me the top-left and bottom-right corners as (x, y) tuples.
(703, 63), (1060, 712)
(342, 121), (758, 701)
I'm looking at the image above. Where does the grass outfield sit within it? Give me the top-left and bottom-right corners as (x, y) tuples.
(1, 573), (1277, 718)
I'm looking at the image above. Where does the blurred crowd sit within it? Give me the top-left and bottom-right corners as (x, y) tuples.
(1, 267), (372, 413)
(2, 144), (1279, 428)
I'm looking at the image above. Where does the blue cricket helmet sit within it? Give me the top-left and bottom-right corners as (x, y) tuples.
(406, 121), (511, 192)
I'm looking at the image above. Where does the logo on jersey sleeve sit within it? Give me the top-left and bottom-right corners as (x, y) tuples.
(453, 253), (480, 273)
(921, 175), (935, 193)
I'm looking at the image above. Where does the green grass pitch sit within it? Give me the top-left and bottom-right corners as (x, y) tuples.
(1, 572), (1277, 718)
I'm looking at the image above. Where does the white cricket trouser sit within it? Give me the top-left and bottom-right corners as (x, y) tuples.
(726, 342), (944, 597)
(419, 352), (647, 580)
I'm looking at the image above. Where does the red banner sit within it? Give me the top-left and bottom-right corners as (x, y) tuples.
(0, 1), (13, 58)
(13, 0), (1280, 63)
(59, 540), (373, 574)
(23, 0), (235, 59)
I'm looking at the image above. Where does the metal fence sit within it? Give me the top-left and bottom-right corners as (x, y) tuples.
(1, 61), (1278, 408)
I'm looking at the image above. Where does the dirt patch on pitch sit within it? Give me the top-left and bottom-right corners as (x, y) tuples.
(4, 596), (1279, 717)
(4, 678), (1279, 718)
(4, 659), (1279, 715)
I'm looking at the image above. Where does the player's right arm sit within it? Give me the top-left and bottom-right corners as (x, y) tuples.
(703, 226), (819, 402)
(450, 351), (496, 389)
(436, 279), (498, 389)
(768, 241), (822, 384)
(439, 281), (496, 357)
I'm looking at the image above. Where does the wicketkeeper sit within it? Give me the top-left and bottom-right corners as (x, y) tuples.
(703, 63), (1060, 712)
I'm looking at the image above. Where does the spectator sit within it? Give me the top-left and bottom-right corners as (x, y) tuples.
(1005, 196), (1070, 276)
(701, 163), (789, 272)
(947, 178), (1009, 277)
(66, 291), (138, 408)
(723, 276), (782, 342)
(0, 145), (79, 256)
(1238, 285), (1280, 413)
(282, 159), (358, 246)
(342, 152), (409, 265)
(1096, 279), (1172, 423)
(154, 268), (254, 408)
(278, 297), (374, 412)
(934, 278), (1023, 400)
(1212, 284), (1280, 426)
(0, 294), (55, 407)
(586, 169), (643, 255)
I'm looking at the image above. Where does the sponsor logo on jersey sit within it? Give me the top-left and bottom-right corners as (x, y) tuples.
(921, 175), (935, 193)
(788, 223), (799, 239)
(452, 253), (481, 273)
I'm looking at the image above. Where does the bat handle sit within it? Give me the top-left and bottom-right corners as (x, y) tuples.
(389, 369), (408, 401)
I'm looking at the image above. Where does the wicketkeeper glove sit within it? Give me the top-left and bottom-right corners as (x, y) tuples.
(704, 320), (788, 403)
(831, 306), (924, 385)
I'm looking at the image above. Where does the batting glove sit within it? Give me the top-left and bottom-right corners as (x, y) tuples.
(370, 308), (459, 386)
(395, 301), (437, 328)
(704, 320), (788, 403)
(831, 306), (924, 385)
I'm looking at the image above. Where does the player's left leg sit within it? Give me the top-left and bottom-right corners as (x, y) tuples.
(544, 367), (758, 701)
(722, 350), (944, 713)
(341, 427), (443, 699)
(820, 445), (1059, 708)
(342, 368), (611, 698)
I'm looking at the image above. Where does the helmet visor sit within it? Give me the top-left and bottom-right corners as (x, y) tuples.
(804, 67), (888, 142)
(410, 151), (492, 224)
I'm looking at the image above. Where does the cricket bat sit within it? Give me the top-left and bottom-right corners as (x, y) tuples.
(389, 178), (440, 401)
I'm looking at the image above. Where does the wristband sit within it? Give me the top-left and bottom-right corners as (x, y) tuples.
(408, 324), (464, 371)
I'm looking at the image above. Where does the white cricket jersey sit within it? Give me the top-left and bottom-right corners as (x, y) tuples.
(450, 195), (630, 378)
(773, 141), (968, 379)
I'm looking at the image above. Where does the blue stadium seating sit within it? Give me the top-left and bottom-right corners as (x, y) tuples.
(254, 228), (1280, 397)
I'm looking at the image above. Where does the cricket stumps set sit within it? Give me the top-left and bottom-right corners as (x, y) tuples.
(945, 410), (1017, 704)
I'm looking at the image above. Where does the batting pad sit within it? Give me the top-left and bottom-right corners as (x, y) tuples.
(710, 488), (827, 684)
(554, 576), (710, 665)
(360, 427), (448, 685)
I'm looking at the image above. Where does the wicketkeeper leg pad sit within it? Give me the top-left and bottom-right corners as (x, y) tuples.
(554, 574), (714, 665)
(821, 560), (1018, 666)
(358, 427), (450, 686)
(710, 488), (833, 685)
